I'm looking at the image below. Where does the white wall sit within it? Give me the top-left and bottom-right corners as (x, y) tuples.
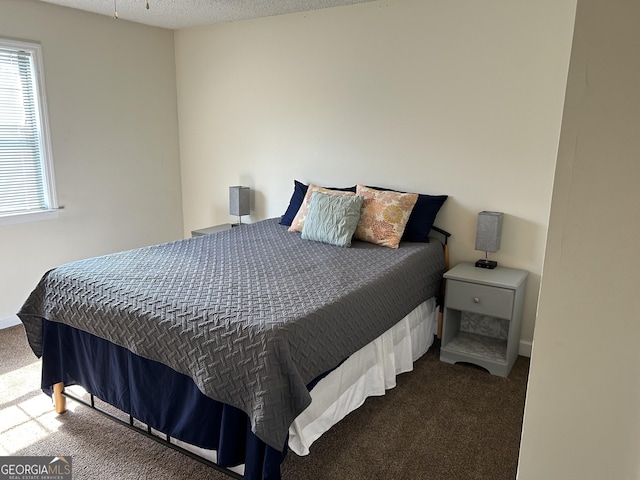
(0, 0), (183, 320)
(174, 0), (576, 350)
(518, 0), (640, 478)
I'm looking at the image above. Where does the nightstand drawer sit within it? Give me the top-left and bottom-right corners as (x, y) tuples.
(446, 280), (514, 319)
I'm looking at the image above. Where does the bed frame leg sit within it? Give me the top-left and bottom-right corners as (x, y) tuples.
(53, 382), (67, 414)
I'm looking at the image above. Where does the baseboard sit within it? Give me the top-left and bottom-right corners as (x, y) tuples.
(0, 315), (20, 329)
(519, 339), (532, 358)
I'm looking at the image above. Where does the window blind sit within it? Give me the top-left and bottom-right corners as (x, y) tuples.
(0, 45), (50, 216)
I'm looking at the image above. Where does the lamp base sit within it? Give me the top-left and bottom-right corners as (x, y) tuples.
(475, 259), (498, 269)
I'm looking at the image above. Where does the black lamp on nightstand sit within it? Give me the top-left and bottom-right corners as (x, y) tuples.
(229, 186), (250, 225)
(474, 211), (503, 269)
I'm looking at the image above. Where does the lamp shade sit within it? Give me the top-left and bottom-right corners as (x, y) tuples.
(229, 186), (250, 217)
(475, 211), (503, 253)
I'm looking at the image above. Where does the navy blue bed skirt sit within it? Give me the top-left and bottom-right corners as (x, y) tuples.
(40, 319), (288, 480)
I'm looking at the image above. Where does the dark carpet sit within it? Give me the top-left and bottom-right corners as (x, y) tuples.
(0, 324), (528, 479)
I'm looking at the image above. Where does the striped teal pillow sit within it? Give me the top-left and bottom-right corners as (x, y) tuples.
(301, 191), (363, 247)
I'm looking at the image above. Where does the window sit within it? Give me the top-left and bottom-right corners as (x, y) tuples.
(0, 38), (57, 224)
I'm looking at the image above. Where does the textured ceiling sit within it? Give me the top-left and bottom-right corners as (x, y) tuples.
(36, 0), (378, 29)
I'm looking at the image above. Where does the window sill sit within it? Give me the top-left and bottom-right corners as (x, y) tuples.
(0, 209), (60, 226)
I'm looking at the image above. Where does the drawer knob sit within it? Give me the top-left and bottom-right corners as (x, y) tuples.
(473, 297), (480, 304)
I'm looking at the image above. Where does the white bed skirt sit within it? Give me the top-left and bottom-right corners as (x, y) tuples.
(171, 297), (437, 468)
(288, 297), (437, 455)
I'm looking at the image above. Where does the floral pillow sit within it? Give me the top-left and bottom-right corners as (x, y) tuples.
(288, 184), (356, 232)
(280, 180), (356, 226)
(353, 185), (418, 248)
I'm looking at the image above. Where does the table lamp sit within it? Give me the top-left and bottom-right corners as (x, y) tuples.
(474, 211), (503, 269)
(229, 186), (250, 225)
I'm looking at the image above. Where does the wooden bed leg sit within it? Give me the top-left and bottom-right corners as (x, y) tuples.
(53, 382), (67, 414)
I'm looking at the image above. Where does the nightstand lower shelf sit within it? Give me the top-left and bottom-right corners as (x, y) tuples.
(441, 331), (507, 364)
(441, 331), (511, 376)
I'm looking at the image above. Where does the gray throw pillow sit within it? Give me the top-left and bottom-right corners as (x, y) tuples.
(301, 191), (363, 247)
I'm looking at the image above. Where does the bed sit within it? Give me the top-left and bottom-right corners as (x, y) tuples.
(18, 185), (448, 480)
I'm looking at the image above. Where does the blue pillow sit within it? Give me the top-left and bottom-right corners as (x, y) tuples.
(280, 180), (357, 226)
(301, 191), (363, 247)
(280, 180), (308, 226)
(404, 194), (448, 242)
(366, 185), (447, 242)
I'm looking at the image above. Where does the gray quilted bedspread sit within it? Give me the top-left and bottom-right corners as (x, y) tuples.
(19, 218), (445, 450)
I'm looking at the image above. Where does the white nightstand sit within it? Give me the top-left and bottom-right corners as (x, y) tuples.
(191, 224), (234, 237)
(440, 262), (528, 377)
